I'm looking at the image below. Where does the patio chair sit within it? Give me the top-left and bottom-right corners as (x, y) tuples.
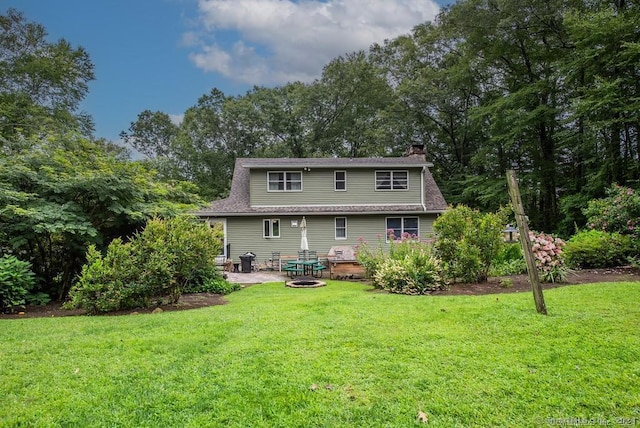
(270, 252), (281, 271)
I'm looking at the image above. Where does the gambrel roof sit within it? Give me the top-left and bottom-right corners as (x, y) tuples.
(198, 157), (447, 217)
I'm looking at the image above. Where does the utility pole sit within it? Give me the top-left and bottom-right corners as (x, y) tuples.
(506, 170), (547, 315)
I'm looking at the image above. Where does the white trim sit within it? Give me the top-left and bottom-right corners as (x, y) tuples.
(206, 218), (228, 258)
(251, 203), (423, 208)
(245, 161), (433, 168)
(199, 210), (445, 217)
(421, 166), (427, 212)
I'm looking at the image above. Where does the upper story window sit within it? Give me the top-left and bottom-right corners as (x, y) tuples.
(334, 170), (347, 191)
(268, 171), (302, 191)
(375, 170), (408, 190)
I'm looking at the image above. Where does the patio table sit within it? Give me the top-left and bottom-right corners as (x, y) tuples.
(283, 259), (325, 278)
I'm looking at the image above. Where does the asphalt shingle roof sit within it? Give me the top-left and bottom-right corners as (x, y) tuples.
(197, 157), (447, 216)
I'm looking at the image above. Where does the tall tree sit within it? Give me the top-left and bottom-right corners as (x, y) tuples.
(179, 89), (235, 198)
(309, 51), (395, 158)
(119, 110), (179, 158)
(564, 0), (640, 188)
(222, 84), (309, 158)
(121, 90), (239, 199)
(0, 9), (95, 138)
(443, 0), (573, 230)
(0, 134), (201, 299)
(371, 22), (490, 207)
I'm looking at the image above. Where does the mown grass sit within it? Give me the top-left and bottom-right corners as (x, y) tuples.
(1, 281), (639, 427)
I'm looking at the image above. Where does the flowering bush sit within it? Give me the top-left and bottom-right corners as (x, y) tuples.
(356, 235), (447, 294)
(529, 231), (568, 283)
(354, 236), (384, 279)
(372, 249), (447, 294)
(584, 184), (640, 238)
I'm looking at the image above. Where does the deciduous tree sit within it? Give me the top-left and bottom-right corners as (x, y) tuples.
(0, 9), (95, 138)
(0, 134), (202, 299)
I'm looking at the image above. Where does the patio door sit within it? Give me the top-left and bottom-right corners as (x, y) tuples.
(207, 218), (228, 258)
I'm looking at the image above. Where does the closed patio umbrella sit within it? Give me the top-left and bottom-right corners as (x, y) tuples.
(300, 216), (309, 252)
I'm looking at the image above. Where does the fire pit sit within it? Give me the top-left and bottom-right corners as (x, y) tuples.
(286, 277), (326, 288)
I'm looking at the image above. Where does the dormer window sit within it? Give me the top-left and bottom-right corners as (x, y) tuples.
(376, 171), (408, 190)
(268, 171), (302, 191)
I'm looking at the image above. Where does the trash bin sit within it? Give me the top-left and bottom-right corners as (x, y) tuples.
(239, 252), (256, 273)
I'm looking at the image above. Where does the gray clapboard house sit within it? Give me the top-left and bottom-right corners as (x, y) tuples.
(196, 145), (447, 264)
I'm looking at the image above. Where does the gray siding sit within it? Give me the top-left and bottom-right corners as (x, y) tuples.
(249, 168), (423, 207)
(219, 214), (437, 263)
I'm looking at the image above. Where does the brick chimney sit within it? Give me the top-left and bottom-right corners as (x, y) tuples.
(404, 144), (427, 160)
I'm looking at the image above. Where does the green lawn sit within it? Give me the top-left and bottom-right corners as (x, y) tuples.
(1, 281), (639, 427)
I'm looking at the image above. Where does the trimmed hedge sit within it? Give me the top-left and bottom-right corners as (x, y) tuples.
(564, 230), (634, 269)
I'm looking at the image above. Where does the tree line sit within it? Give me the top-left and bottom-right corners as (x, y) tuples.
(1, 2), (639, 300)
(0, 9), (203, 300)
(121, 0), (639, 235)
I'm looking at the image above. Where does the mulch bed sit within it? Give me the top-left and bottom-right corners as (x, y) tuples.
(431, 267), (638, 296)
(2, 267), (637, 319)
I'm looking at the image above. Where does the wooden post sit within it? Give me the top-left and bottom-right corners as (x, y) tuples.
(506, 170), (547, 315)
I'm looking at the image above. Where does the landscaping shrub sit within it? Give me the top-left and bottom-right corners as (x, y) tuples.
(433, 205), (505, 283)
(564, 229), (634, 269)
(489, 258), (527, 276)
(499, 277), (514, 288)
(489, 244), (527, 276)
(0, 255), (36, 313)
(66, 216), (225, 314)
(529, 231), (569, 283)
(356, 235), (447, 294)
(65, 241), (147, 314)
(494, 243), (523, 264)
(372, 249), (446, 294)
(355, 236), (385, 279)
(584, 184), (640, 239)
(580, 184), (640, 260)
(183, 277), (241, 295)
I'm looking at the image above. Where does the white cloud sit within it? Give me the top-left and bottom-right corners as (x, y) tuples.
(169, 114), (185, 126)
(188, 0), (440, 85)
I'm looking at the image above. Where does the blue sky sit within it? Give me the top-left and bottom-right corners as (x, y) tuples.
(2, 0), (442, 143)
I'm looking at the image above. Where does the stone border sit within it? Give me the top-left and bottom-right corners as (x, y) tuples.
(285, 278), (327, 288)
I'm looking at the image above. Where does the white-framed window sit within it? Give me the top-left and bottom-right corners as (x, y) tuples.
(335, 217), (347, 239)
(375, 170), (408, 190)
(334, 170), (347, 191)
(386, 217), (419, 241)
(263, 218), (280, 238)
(267, 171), (302, 191)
